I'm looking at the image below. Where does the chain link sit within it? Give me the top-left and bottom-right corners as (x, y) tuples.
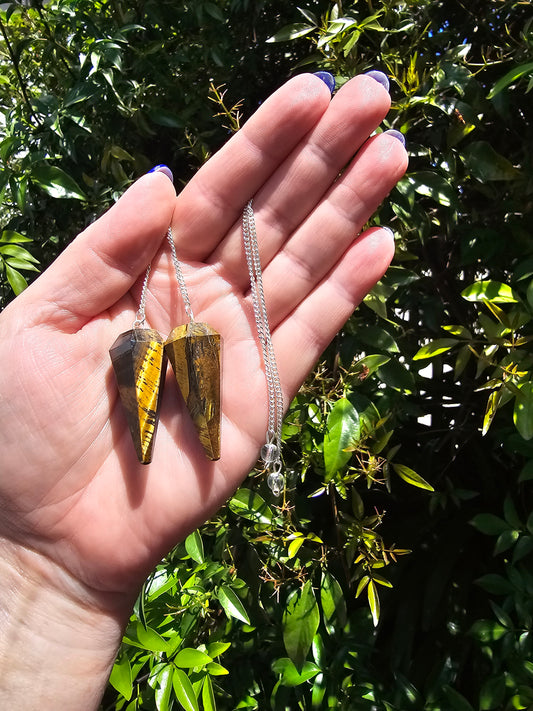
(132, 263), (152, 329)
(167, 227), (195, 323)
(242, 200), (285, 496)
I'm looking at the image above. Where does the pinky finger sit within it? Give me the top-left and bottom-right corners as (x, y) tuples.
(273, 226), (395, 400)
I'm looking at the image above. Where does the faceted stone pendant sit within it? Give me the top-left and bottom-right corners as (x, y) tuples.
(109, 328), (167, 464)
(165, 322), (221, 461)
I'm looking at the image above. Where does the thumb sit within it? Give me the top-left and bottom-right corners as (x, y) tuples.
(24, 172), (176, 330)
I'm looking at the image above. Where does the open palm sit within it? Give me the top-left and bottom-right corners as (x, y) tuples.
(0, 74), (407, 610)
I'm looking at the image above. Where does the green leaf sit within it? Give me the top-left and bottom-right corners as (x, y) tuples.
(31, 165), (87, 200)
(494, 529), (520, 555)
(155, 665), (173, 711)
(479, 674), (506, 710)
(0, 230), (32, 244)
(282, 581), (320, 669)
(272, 657), (321, 687)
(356, 325), (399, 353)
(172, 668), (200, 711)
(442, 324), (472, 339)
(470, 619), (508, 643)
(123, 622), (169, 653)
(205, 662), (228, 676)
(206, 641), (231, 658)
(109, 651), (133, 700)
(463, 141), (521, 181)
(443, 685), (475, 711)
(202, 675), (216, 711)
(392, 463), (434, 491)
(405, 171), (457, 207)
(324, 397), (359, 479)
(413, 338), (458, 360)
(185, 530), (204, 564)
(475, 574), (514, 595)
(228, 488), (274, 525)
(174, 648), (212, 669)
(352, 354), (390, 379)
(0, 245), (39, 263)
(470, 514), (510, 535)
(5, 265), (28, 295)
(488, 61), (533, 98)
(266, 23), (314, 43)
(217, 586), (250, 625)
(367, 580), (380, 627)
(461, 280), (519, 303)
(514, 382), (533, 440)
(320, 571), (347, 635)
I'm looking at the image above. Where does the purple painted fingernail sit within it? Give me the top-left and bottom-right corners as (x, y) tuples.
(148, 164), (173, 182)
(381, 226), (395, 240)
(383, 129), (406, 147)
(313, 71), (335, 93)
(364, 70), (390, 92)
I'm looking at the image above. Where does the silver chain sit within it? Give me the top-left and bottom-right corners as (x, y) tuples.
(167, 227), (195, 323)
(242, 200), (284, 496)
(132, 263), (152, 328)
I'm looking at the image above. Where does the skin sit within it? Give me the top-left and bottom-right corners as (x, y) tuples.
(0, 73), (408, 708)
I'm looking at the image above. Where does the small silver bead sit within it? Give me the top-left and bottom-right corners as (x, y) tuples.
(261, 442), (279, 465)
(267, 472), (284, 497)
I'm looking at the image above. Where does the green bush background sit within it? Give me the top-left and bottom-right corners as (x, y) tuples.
(1, 1), (533, 709)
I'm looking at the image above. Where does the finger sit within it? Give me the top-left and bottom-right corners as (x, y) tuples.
(23, 173), (176, 330)
(273, 226), (395, 400)
(210, 73), (391, 282)
(170, 73), (333, 260)
(259, 131), (408, 327)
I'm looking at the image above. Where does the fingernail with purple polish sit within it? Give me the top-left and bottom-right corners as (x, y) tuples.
(364, 70), (390, 92)
(383, 129), (406, 147)
(148, 164), (174, 182)
(313, 71), (335, 93)
(381, 226), (395, 240)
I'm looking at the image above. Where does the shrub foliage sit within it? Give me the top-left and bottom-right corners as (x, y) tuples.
(1, 1), (533, 709)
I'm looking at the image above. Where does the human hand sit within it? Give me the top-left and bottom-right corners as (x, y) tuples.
(0, 72), (407, 708)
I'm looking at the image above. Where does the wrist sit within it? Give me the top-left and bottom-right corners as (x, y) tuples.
(0, 540), (127, 710)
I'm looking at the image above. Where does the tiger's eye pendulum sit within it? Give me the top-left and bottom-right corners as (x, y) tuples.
(109, 265), (167, 464)
(164, 228), (221, 461)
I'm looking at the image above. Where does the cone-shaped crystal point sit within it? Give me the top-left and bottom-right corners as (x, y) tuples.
(109, 328), (166, 464)
(165, 322), (221, 460)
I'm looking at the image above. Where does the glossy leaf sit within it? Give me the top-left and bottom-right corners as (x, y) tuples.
(514, 382), (533, 440)
(461, 280), (519, 303)
(266, 23), (314, 42)
(367, 580), (380, 626)
(217, 586), (250, 625)
(282, 581), (320, 669)
(174, 648), (212, 669)
(413, 338), (458, 360)
(488, 61), (533, 98)
(31, 165), (87, 200)
(228, 488), (274, 525)
(155, 665), (173, 711)
(392, 463), (434, 491)
(320, 571), (347, 634)
(272, 657), (321, 687)
(463, 141), (521, 181)
(172, 668), (200, 711)
(202, 675), (216, 711)
(185, 530), (205, 564)
(109, 651), (133, 701)
(324, 397), (359, 479)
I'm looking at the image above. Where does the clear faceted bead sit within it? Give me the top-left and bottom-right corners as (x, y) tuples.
(267, 472), (284, 497)
(261, 442), (279, 465)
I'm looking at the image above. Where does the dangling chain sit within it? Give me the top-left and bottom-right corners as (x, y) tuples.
(242, 200), (284, 496)
(132, 263), (152, 328)
(166, 227), (195, 323)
